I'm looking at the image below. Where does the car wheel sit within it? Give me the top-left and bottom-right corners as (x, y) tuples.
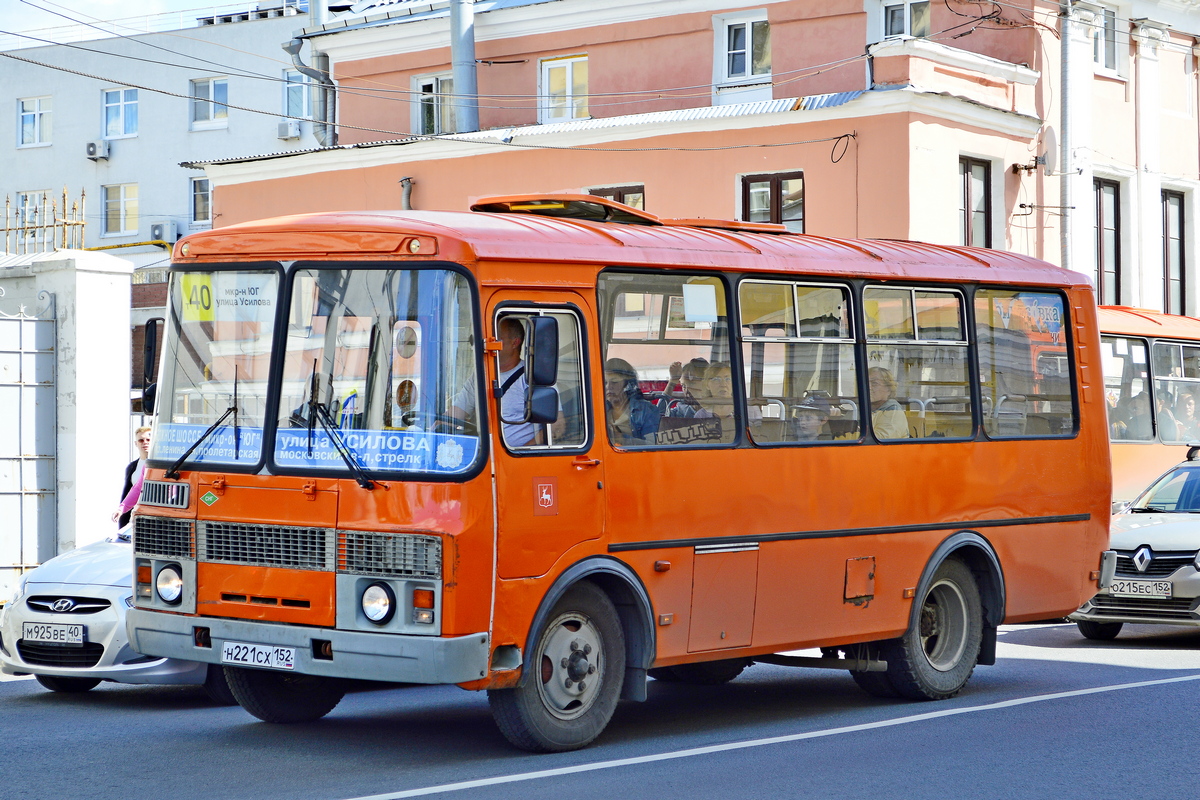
(649, 658), (749, 685)
(225, 667), (345, 723)
(488, 581), (625, 752)
(202, 664), (238, 706)
(880, 558), (983, 700)
(1076, 620), (1123, 641)
(35, 674), (101, 693)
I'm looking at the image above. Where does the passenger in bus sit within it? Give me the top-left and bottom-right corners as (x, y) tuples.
(1112, 392), (1153, 440)
(451, 317), (536, 446)
(693, 362), (760, 435)
(1156, 389), (1180, 441)
(604, 357), (662, 445)
(664, 357), (710, 418)
(1176, 391), (1200, 440)
(868, 367), (909, 440)
(792, 392), (832, 441)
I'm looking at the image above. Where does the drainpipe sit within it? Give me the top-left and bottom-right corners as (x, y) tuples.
(1060, 1), (1072, 272)
(399, 177), (414, 210)
(283, 38), (337, 147)
(450, 0), (480, 133)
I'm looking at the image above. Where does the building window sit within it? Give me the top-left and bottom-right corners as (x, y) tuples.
(1095, 178), (1122, 306)
(1094, 7), (1118, 71)
(102, 184), (138, 236)
(283, 70), (309, 119)
(191, 78), (228, 127)
(1164, 190), (1186, 315)
(590, 185), (645, 210)
(724, 17), (771, 82)
(959, 157), (991, 248)
(191, 178), (212, 226)
(18, 96), (51, 146)
(541, 56), (588, 123)
(416, 74), (455, 134)
(884, 1), (930, 38)
(742, 172), (804, 233)
(103, 88), (138, 138)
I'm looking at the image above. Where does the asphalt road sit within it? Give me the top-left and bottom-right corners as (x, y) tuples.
(3, 622), (1200, 800)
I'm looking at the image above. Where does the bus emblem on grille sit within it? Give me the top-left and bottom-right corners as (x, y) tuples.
(1132, 546), (1153, 572)
(51, 598), (76, 613)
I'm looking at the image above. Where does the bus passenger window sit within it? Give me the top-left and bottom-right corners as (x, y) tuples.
(1152, 342), (1200, 443)
(976, 290), (1075, 438)
(597, 272), (732, 447)
(739, 281), (858, 444)
(866, 287), (970, 441)
(1101, 336), (1149, 441)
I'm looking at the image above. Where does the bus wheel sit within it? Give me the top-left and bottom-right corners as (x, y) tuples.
(35, 675), (101, 693)
(488, 581), (625, 752)
(1076, 620), (1123, 641)
(883, 559), (982, 700)
(850, 669), (901, 698)
(649, 658), (749, 685)
(202, 664), (238, 706)
(225, 667), (345, 723)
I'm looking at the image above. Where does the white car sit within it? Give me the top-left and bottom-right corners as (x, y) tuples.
(0, 533), (234, 703)
(1070, 457), (1200, 640)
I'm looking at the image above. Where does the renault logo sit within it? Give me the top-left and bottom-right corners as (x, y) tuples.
(50, 598), (76, 613)
(1132, 546), (1153, 573)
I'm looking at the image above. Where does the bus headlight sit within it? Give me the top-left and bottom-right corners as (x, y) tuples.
(155, 565), (183, 604)
(361, 582), (395, 624)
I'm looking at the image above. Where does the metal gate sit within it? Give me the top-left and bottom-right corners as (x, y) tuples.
(0, 288), (56, 600)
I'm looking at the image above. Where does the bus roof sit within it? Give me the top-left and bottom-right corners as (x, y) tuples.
(174, 196), (1090, 289)
(1098, 306), (1200, 339)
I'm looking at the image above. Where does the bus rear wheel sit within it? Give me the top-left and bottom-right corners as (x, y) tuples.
(225, 667), (345, 723)
(881, 558), (982, 700)
(488, 581), (625, 752)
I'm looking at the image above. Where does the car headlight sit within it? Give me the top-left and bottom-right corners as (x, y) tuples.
(7, 575), (28, 606)
(155, 565), (183, 604)
(361, 582), (395, 624)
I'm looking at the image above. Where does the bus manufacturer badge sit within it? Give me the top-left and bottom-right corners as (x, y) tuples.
(533, 477), (558, 516)
(201, 491), (219, 506)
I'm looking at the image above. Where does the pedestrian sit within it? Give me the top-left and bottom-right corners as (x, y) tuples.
(113, 426), (152, 527)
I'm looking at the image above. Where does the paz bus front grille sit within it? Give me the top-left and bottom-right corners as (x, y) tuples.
(138, 480), (190, 509)
(134, 516), (195, 559)
(340, 532), (441, 579)
(198, 521), (335, 570)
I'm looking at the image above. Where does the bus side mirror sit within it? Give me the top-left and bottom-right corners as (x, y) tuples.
(142, 316), (163, 414)
(529, 386), (559, 424)
(527, 316), (558, 387)
(143, 383), (158, 415)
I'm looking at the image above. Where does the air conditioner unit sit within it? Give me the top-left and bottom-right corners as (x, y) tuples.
(85, 140), (110, 160)
(277, 120), (301, 140)
(150, 220), (178, 243)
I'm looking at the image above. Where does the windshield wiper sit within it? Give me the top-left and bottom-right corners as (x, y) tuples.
(1129, 505), (1169, 513)
(310, 398), (374, 490)
(166, 370), (240, 479)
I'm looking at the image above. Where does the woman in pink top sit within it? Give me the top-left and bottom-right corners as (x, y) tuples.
(113, 426), (151, 526)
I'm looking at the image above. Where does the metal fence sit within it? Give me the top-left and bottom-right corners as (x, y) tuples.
(2, 189), (86, 255)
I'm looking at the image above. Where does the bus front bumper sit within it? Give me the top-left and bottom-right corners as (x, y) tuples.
(126, 608), (490, 685)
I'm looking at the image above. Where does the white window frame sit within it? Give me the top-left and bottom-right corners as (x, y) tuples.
(413, 73), (455, 135)
(17, 96), (51, 147)
(101, 183), (139, 237)
(882, 0), (931, 40)
(283, 70), (310, 120)
(712, 11), (772, 105)
(103, 87), (138, 139)
(190, 177), (212, 228)
(190, 77), (228, 129)
(539, 55), (589, 124)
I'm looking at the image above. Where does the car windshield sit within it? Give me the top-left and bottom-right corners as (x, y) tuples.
(1130, 466), (1200, 513)
(272, 265), (481, 477)
(152, 268), (278, 467)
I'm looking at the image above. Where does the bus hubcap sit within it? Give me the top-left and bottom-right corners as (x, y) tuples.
(537, 613), (602, 720)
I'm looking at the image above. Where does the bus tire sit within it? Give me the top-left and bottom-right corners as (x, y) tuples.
(202, 664), (238, 706)
(882, 558), (982, 700)
(850, 669), (901, 698)
(225, 666), (345, 723)
(1076, 620), (1123, 641)
(648, 658), (749, 685)
(488, 581), (625, 752)
(35, 674), (101, 693)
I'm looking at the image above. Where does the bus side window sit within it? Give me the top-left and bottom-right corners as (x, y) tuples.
(499, 310), (588, 451)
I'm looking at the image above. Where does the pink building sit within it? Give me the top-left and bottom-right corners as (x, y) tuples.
(197, 0), (1200, 312)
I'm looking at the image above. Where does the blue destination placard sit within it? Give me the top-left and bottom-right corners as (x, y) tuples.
(154, 423), (264, 464)
(274, 429), (479, 474)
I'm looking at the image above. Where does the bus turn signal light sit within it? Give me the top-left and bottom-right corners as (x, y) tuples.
(413, 589), (435, 609)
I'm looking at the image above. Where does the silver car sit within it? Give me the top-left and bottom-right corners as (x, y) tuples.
(1071, 459), (1200, 640)
(0, 533), (234, 702)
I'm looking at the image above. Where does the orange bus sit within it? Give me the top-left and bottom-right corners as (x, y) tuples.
(1099, 306), (1200, 505)
(126, 196), (1110, 752)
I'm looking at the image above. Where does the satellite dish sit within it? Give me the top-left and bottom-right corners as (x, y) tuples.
(1041, 127), (1057, 177)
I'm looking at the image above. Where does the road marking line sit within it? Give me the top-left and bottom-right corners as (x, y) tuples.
(342, 673), (1200, 800)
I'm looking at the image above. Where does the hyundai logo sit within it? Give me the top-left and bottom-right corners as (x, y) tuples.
(50, 598), (76, 613)
(1132, 546), (1153, 573)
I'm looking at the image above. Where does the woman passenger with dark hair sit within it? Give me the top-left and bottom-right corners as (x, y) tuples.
(604, 357), (661, 445)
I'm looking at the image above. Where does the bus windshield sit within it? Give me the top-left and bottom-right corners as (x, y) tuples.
(153, 268), (279, 467)
(272, 265), (481, 477)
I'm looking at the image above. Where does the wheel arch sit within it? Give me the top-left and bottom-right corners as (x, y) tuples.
(911, 531), (1006, 666)
(519, 556), (656, 701)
